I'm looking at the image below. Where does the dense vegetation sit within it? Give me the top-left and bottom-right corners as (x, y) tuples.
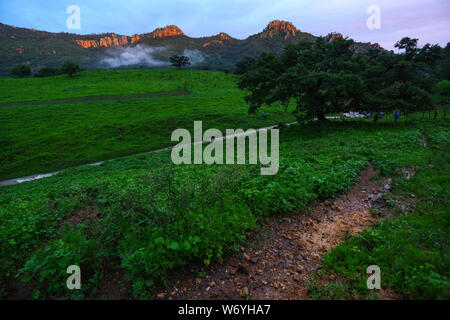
(0, 46), (448, 299)
(10, 64), (31, 77)
(1, 110), (448, 299)
(238, 37), (449, 120)
(309, 122), (449, 299)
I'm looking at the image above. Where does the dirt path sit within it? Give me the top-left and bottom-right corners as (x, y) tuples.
(165, 164), (392, 300)
(0, 90), (190, 108)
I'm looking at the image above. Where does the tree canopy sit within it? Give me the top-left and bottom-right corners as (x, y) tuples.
(10, 64), (31, 77)
(61, 61), (81, 77)
(170, 55), (191, 69)
(237, 37), (442, 121)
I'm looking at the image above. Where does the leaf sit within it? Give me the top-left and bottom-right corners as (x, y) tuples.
(167, 241), (179, 250)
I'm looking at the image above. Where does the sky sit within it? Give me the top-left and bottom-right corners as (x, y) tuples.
(0, 0), (449, 50)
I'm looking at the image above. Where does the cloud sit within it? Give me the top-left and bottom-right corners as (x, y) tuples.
(100, 45), (169, 68)
(183, 49), (205, 65)
(99, 45), (206, 68)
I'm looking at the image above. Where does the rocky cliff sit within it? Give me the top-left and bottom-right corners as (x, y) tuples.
(74, 25), (184, 49)
(261, 20), (299, 39)
(75, 34), (129, 48)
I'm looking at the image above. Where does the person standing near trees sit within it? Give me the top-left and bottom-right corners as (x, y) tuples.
(394, 112), (400, 122)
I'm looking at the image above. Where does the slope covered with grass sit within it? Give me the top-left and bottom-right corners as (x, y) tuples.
(0, 69), (296, 180)
(1, 118), (445, 299)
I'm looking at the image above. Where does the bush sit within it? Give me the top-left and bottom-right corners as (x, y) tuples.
(34, 66), (61, 77)
(17, 225), (103, 299)
(61, 61), (81, 77)
(10, 64), (31, 77)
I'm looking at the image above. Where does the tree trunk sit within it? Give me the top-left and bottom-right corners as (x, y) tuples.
(317, 112), (327, 121)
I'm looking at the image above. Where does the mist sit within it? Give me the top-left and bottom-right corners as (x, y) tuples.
(100, 45), (205, 68)
(100, 45), (169, 68)
(183, 49), (205, 65)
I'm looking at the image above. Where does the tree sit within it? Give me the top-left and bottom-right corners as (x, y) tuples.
(238, 36), (437, 121)
(61, 61), (80, 77)
(238, 37), (367, 121)
(394, 37), (419, 61)
(170, 55), (190, 69)
(10, 64), (31, 77)
(368, 37), (434, 117)
(234, 56), (255, 75)
(34, 66), (61, 77)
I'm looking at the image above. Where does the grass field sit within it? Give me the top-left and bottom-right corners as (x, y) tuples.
(0, 70), (297, 180)
(0, 69), (448, 299)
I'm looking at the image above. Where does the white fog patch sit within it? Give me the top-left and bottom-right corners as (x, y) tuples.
(100, 45), (169, 68)
(183, 49), (205, 65)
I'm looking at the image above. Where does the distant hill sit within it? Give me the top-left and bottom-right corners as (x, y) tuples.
(0, 20), (384, 75)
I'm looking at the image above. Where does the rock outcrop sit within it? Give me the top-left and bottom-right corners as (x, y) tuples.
(324, 32), (344, 43)
(202, 33), (234, 48)
(148, 25), (184, 38)
(262, 20), (299, 39)
(74, 25), (184, 48)
(75, 34), (128, 48)
(131, 34), (142, 45)
(324, 32), (384, 53)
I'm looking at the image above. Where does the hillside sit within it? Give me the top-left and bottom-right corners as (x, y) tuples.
(0, 69), (296, 180)
(0, 20), (383, 75)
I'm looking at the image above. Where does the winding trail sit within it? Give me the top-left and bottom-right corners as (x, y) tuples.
(163, 164), (400, 300)
(0, 121), (297, 187)
(0, 113), (362, 187)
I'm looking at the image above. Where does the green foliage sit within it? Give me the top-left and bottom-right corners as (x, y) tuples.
(433, 80), (450, 100)
(1, 114), (445, 298)
(61, 61), (80, 77)
(18, 225), (103, 298)
(238, 37), (440, 119)
(314, 122), (450, 300)
(234, 56), (255, 75)
(10, 64), (31, 77)
(169, 55), (190, 69)
(0, 68), (448, 299)
(34, 66), (61, 77)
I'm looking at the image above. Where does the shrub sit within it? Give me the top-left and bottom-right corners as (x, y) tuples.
(10, 64), (31, 77)
(61, 61), (81, 77)
(34, 66), (61, 77)
(17, 225), (102, 299)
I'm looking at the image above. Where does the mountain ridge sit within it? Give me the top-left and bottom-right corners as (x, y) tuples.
(0, 20), (384, 75)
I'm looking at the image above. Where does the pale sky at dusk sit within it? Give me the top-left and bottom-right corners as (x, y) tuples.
(0, 0), (449, 50)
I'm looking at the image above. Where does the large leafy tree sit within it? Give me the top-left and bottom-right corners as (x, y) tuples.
(238, 36), (437, 121)
(238, 37), (367, 121)
(363, 37), (434, 117)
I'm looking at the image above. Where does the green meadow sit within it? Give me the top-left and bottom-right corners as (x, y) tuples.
(0, 70), (296, 180)
(0, 69), (448, 299)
